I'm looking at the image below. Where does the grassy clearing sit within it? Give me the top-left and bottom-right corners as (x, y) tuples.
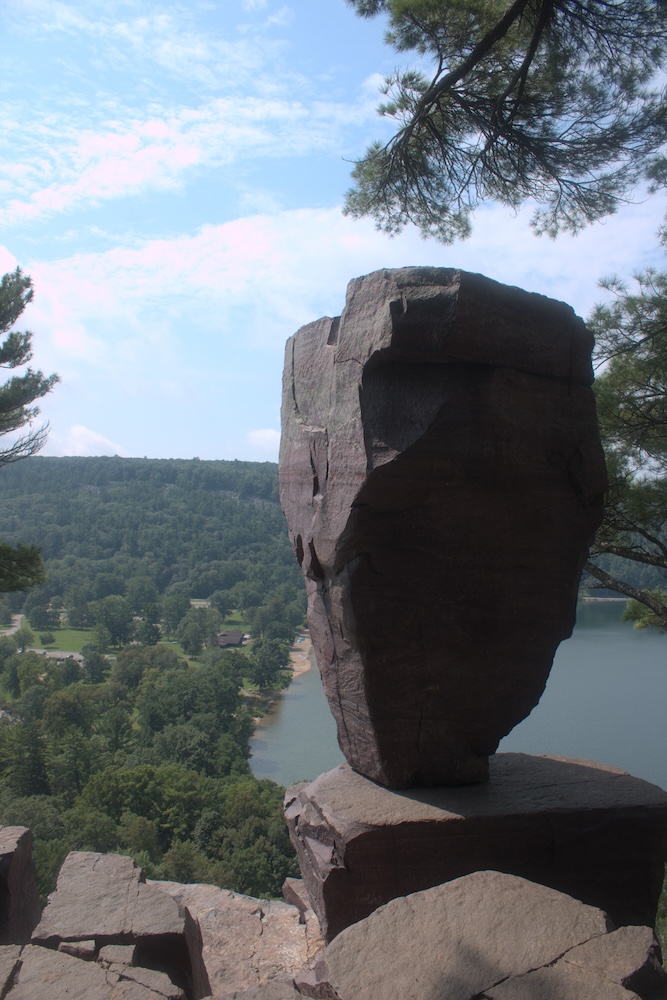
(34, 628), (92, 653)
(222, 611), (252, 633)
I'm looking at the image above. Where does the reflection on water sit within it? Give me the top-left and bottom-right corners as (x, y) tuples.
(249, 601), (666, 790)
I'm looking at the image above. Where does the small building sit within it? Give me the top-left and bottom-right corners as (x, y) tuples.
(215, 629), (245, 648)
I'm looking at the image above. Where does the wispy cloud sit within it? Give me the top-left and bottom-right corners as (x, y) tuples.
(45, 423), (130, 457)
(8, 192), (665, 460)
(22, 195), (666, 371)
(5, 0), (278, 90)
(0, 95), (374, 227)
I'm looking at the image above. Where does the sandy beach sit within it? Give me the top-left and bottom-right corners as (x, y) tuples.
(289, 631), (313, 676)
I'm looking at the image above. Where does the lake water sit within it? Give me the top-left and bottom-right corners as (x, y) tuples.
(249, 601), (667, 790)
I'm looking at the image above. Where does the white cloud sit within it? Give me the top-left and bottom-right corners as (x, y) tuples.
(0, 248), (19, 274)
(44, 423), (129, 457)
(246, 428), (281, 460)
(0, 94), (374, 227)
(10, 195), (666, 461)
(21, 197), (667, 369)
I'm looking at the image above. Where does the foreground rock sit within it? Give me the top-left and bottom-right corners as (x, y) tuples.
(153, 882), (322, 999)
(295, 871), (667, 1000)
(0, 827), (41, 945)
(280, 267), (606, 788)
(31, 852), (210, 999)
(285, 754), (667, 941)
(4, 943), (187, 999)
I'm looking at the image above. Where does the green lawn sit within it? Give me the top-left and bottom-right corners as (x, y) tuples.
(34, 628), (92, 653)
(222, 611), (252, 633)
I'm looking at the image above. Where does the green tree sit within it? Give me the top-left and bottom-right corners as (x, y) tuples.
(0, 720), (50, 795)
(0, 269), (59, 591)
(64, 585), (93, 628)
(208, 589), (232, 620)
(92, 595), (134, 646)
(80, 646), (110, 684)
(160, 593), (191, 637)
(16, 651), (44, 694)
(176, 606), (221, 657)
(14, 623), (35, 652)
(584, 243), (667, 627)
(249, 637), (291, 689)
(28, 604), (59, 630)
(344, 0), (667, 242)
(126, 576), (160, 615)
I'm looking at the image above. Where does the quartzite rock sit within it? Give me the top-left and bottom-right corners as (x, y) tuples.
(32, 853), (210, 999)
(0, 827), (41, 945)
(284, 754), (667, 941)
(279, 267), (606, 788)
(295, 871), (666, 1000)
(153, 881), (321, 999)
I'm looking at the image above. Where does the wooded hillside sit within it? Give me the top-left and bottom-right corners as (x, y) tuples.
(0, 456), (304, 902)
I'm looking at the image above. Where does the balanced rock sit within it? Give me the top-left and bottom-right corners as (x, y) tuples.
(295, 871), (667, 1000)
(285, 754), (667, 941)
(279, 267), (606, 788)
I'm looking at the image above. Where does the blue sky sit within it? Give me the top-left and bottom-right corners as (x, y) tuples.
(1, 0), (665, 462)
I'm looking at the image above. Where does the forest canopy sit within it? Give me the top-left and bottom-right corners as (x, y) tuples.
(0, 455), (305, 900)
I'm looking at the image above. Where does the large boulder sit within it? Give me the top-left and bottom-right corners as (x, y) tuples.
(152, 882), (322, 999)
(32, 852), (210, 999)
(0, 827), (41, 945)
(295, 871), (667, 1000)
(4, 943), (187, 999)
(279, 267), (606, 788)
(285, 754), (667, 941)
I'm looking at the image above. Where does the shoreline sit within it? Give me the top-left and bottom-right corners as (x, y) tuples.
(288, 631), (313, 677)
(251, 631), (314, 728)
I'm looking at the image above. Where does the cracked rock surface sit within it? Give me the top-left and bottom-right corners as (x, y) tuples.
(294, 871), (667, 1000)
(154, 882), (322, 999)
(0, 827), (41, 945)
(285, 754), (667, 942)
(21, 852), (210, 1000)
(279, 267), (606, 788)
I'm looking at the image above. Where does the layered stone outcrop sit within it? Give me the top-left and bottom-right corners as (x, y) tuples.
(153, 882), (322, 999)
(279, 267), (606, 788)
(295, 871), (667, 1000)
(30, 852), (210, 999)
(285, 754), (667, 941)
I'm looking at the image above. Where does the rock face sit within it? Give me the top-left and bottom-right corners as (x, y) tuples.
(295, 871), (667, 1000)
(153, 881), (322, 999)
(0, 827), (41, 946)
(31, 852), (210, 999)
(279, 267), (606, 788)
(284, 754), (667, 941)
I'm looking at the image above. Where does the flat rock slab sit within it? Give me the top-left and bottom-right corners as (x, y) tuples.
(153, 882), (321, 999)
(5, 944), (186, 999)
(32, 852), (210, 999)
(34, 853), (184, 942)
(279, 267), (606, 787)
(295, 871), (666, 1000)
(0, 827), (41, 944)
(285, 753), (667, 940)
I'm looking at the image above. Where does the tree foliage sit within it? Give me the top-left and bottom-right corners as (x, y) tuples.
(0, 455), (306, 901)
(0, 269), (59, 592)
(344, 0), (667, 241)
(0, 639), (298, 902)
(585, 238), (667, 627)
